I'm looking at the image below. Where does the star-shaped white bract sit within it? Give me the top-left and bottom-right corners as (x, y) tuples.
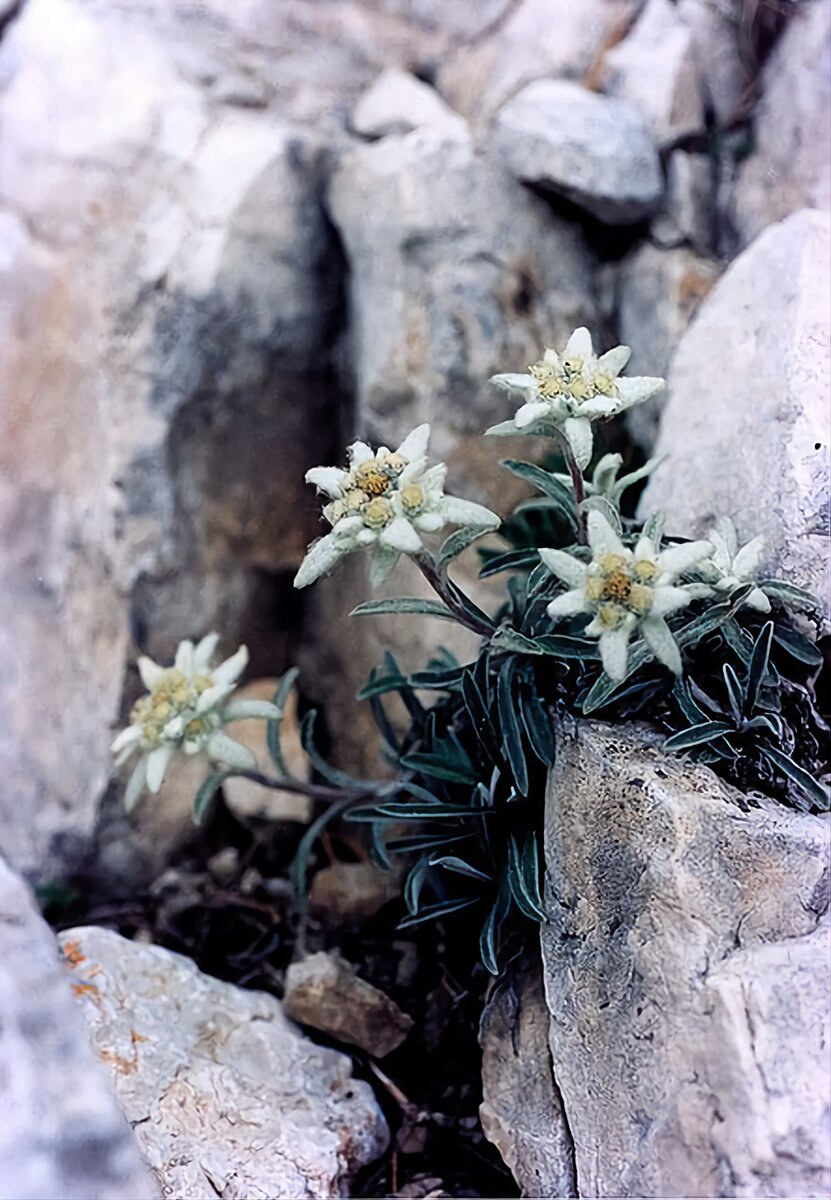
(540, 511), (712, 681)
(698, 516), (771, 612)
(111, 634), (280, 810)
(295, 424), (500, 588)
(486, 327), (664, 467)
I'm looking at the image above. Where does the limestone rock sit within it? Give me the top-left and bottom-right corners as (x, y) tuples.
(59, 926), (389, 1198)
(651, 150), (715, 253)
(223, 679), (312, 824)
(328, 118), (595, 456)
(479, 962), (576, 1198)
(495, 80), (663, 225)
(0, 0), (340, 881)
(603, 0), (705, 147)
(284, 950), (415, 1057)
(641, 209), (831, 621)
(732, 0), (831, 248)
(676, 0), (751, 128)
(541, 720), (831, 1198)
(352, 68), (462, 139)
(615, 243), (721, 448)
(0, 858), (154, 1200)
(309, 861), (400, 926)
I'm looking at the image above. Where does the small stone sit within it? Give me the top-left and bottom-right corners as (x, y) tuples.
(651, 150), (715, 253)
(223, 679), (312, 824)
(206, 846), (239, 884)
(495, 79), (663, 225)
(283, 951), (414, 1058)
(640, 208), (831, 623)
(309, 861), (400, 926)
(603, 0), (705, 148)
(351, 68), (462, 139)
(60, 926), (389, 1197)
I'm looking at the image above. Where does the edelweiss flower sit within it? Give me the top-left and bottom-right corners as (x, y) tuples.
(295, 424), (500, 588)
(697, 516), (771, 612)
(541, 511), (712, 681)
(487, 328), (664, 467)
(111, 634), (278, 810)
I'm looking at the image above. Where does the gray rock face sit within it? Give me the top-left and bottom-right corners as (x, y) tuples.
(615, 242), (721, 448)
(495, 80), (663, 225)
(603, 0), (705, 147)
(651, 150), (715, 253)
(641, 209), (831, 620)
(479, 963), (576, 1198)
(676, 0), (751, 128)
(541, 721), (831, 1198)
(352, 68), (462, 139)
(328, 118), (596, 454)
(731, 0), (831, 248)
(0, 0), (341, 881)
(59, 926), (389, 1199)
(0, 858), (154, 1200)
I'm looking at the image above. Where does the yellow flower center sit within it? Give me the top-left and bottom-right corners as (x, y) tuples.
(529, 361), (562, 399)
(363, 496), (393, 529)
(586, 554), (656, 622)
(131, 668), (215, 747)
(380, 452), (408, 473)
(598, 602), (626, 629)
(600, 568), (632, 604)
(593, 371), (616, 397)
(354, 461), (392, 496)
(399, 484), (425, 514)
(634, 559), (658, 582)
(345, 488), (369, 511)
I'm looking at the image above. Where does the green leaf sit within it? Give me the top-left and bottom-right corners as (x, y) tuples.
(580, 495), (623, 535)
(399, 749), (478, 786)
(498, 661), (529, 796)
(758, 744), (830, 812)
(641, 511), (664, 546)
(290, 797), (355, 909)
(350, 598), (457, 621)
(386, 831), (475, 855)
(299, 710), (372, 789)
(490, 626), (546, 655)
(663, 721), (737, 751)
(518, 688), (556, 765)
(357, 669), (409, 699)
(582, 642), (652, 714)
(429, 855), (492, 882)
(675, 585), (754, 648)
(404, 856), (431, 915)
(193, 771), (232, 824)
(532, 634), (602, 660)
(501, 459), (576, 508)
(772, 625), (823, 669)
(609, 456), (665, 505)
(266, 667), (301, 778)
(745, 621), (774, 712)
(446, 577), (495, 632)
(408, 664), (466, 691)
(349, 800), (491, 822)
(438, 525), (492, 569)
(759, 579), (821, 611)
(399, 895), (481, 929)
(479, 882), (511, 976)
(508, 832), (547, 922)
(462, 669), (497, 759)
(479, 548), (541, 578)
(368, 686), (400, 754)
(723, 663), (744, 722)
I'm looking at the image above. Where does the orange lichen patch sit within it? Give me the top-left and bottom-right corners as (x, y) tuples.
(130, 1029), (149, 1045)
(98, 1047), (139, 1075)
(71, 981), (99, 998)
(62, 940), (86, 967)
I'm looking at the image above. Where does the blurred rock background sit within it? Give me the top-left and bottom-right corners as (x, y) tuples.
(0, 0), (828, 887)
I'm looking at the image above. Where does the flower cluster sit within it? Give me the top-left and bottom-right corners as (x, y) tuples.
(542, 511), (712, 680)
(487, 327), (664, 467)
(697, 516), (771, 612)
(295, 424), (499, 588)
(111, 634), (279, 809)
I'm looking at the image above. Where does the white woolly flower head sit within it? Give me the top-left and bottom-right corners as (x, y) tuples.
(295, 424), (500, 588)
(697, 516), (771, 613)
(487, 327), (665, 468)
(540, 511), (712, 681)
(111, 633), (280, 810)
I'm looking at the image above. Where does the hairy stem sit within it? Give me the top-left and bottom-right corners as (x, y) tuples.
(561, 438), (587, 544)
(414, 552), (494, 637)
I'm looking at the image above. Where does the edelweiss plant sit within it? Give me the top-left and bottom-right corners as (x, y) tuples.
(116, 325), (828, 977)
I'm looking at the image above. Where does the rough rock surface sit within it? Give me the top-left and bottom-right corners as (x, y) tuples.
(641, 209), (831, 619)
(479, 962), (575, 1198)
(615, 243), (721, 448)
(352, 68), (462, 139)
(676, 0), (751, 128)
(309, 861), (401, 926)
(0, 858), (154, 1200)
(541, 720), (831, 1198)
(651, 150), (715, 254)
(603, 0), (705, 147)
(732, 0), (831, 248)
(438, 0), (643, 126)
(284, 950), (415, 1057)
(222, 679), (312, 824)
(495, 80), (663, 225)
(59, 926), (389, 1198)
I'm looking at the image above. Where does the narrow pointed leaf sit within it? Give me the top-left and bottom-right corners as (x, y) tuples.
(745, 621), (774, 712)
(664, 721), (736, 751)
(758, 745), (830, 811)
(498, 662), (529, 796)
(350, 598), (457, 621)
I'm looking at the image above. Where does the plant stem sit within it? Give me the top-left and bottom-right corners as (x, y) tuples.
(561, 438), (587, 544)
(414, 552), (494, 638)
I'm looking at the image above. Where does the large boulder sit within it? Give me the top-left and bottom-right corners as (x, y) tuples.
(541, 720), (831, 1198)
(0, 858), (154, 1200)
(731, 0), (831, 249)
(640, 209), (831, 621)
(0, 0), (341, 880)
(59, 925), (389, 1198)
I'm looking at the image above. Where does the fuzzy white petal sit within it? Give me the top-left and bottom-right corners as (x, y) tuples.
(650, 585), (695, 618)
(490, 372), (539, 395)
(579, 395), (620, 418)
(124, 757), (148, 812)
(306, 466), (347, 498)
(563, 417), (593, 468)
(175, 639), (195, 678)
(413, 512), (445, 532)
(146, 744), (175, 794)
(747, 587), (772, 613)
(587, 510), (627, 560)
(137, 656), (166, 691)
(211, 645), (248, 688)
(658, 540), (713, 579)
(613, 376), (665, 408)
(641, 616), (682, 674)
(485, 419), (525, 437)
(712, 515), (739, 558)
(206, 731), (257, 771)
(397, 424), (431, 461)
(733, 535), (765, 579)
(565, 327), (593, 359)
(381, 516), (423, 553)
(597, 345), (631, 377)
(294, 533), (349, 587)
(222, 699), (282, 722)
(399, 456), (430, 485)
(515, 399), (552, 429)
(349, 440), (374, 466)
(634, 534), (659, 562)
(194, 632), (220, 672)
(539, 548), (588, 588)
(599, 627), (631, 680)
(440, 497), (500, 529)
(547, 590), (591, 618)
(196, 683), (235, 714)
(111, 724), (142, 755)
